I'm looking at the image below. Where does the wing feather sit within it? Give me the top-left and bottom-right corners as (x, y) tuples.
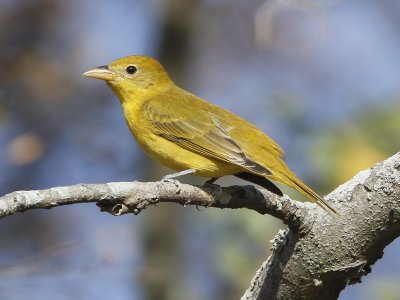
(145, 99), (272, 176)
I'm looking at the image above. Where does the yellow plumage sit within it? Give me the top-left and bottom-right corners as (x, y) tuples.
(84, 55), (338, 215)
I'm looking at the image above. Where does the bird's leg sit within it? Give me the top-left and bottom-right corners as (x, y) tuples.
(205, 177), (219, 185)
(161, 169), (196, 194)
(162, 169), (196, 180)
(202, 177), (222, 208)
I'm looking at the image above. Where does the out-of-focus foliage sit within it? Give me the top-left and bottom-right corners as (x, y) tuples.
(313, 103), (400, 191)
(367, 277), (400, 300)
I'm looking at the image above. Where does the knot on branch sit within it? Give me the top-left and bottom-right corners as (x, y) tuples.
(97, 191), (160, 215)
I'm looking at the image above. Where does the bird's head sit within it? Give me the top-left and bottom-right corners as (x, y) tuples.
(83, 55), (172, 102)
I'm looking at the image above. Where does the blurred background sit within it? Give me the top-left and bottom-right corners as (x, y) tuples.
(0, 0), (399, 299)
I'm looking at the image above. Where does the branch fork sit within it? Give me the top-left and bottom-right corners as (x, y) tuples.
(1, 152), (399, 299)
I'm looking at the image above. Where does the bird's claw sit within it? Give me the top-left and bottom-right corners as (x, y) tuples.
(161, 178), (181, 194)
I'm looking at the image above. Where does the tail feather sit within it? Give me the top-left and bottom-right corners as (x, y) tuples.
(290, 177), (339, 216)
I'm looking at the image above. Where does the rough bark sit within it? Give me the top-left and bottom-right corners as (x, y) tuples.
(242, 152), (400, 299)
(0, 180), (306, 224)
(0, 152), (399, 299)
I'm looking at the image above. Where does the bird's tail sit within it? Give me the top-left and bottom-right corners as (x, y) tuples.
(293, 178), (338, 215)
(276, 172), (339, 216)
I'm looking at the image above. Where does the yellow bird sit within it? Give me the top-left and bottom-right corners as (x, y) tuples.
(83, 55), (338, 215)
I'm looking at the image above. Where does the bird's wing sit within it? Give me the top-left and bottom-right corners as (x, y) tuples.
(144, 94), (272, 176)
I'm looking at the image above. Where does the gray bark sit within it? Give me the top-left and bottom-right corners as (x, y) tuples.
(242, 152), (400, 299)
(0, 152), (399, 299)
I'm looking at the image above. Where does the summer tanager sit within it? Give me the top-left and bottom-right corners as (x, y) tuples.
(83, 55), (337, 215)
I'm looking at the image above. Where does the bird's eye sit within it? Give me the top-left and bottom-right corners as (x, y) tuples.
(126, 65), (137, 75)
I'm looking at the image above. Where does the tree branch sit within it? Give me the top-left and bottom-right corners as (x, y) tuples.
(1, 152), (399, 299)
(242, 152), (400, 299)
(0, 180), (305, 228)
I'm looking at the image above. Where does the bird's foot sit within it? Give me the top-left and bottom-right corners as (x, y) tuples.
(161, 169), (196, 194)
(204, 177), (219, 186)
(161, 178), (182, 194)
(201, 178), (222, 206)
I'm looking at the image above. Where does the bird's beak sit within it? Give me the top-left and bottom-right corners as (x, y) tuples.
(83, 65), (116, 81)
